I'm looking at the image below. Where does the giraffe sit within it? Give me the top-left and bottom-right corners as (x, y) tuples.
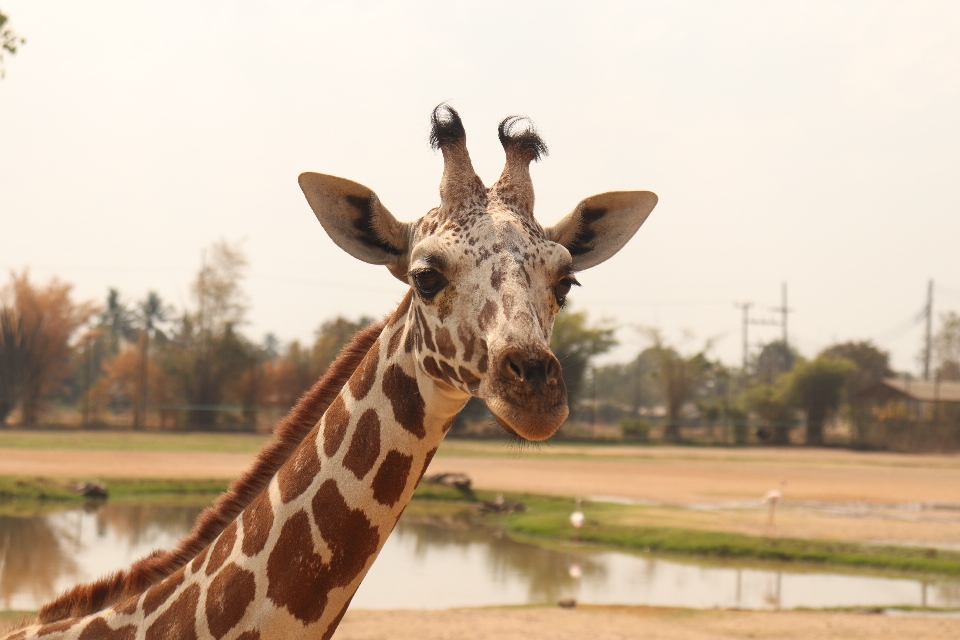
(4, 105), (657, 640)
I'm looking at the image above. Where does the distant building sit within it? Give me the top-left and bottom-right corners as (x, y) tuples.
(856, 378), (960, 451)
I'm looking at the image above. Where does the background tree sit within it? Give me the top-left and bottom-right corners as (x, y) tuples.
(549, 306), (617, 415)
(0, 271), (95, 425)
(133, 291), (174, 428)
(819, 340), (893, 442)
(0, 9), (25, 78)
(785, 356), (855, 446)
(932, 311), (960, 381)
(743, 378), (794, 444)
(644, 329), (715, 442)
(754, 340), (797, 384)
(165, 240), (251, 429)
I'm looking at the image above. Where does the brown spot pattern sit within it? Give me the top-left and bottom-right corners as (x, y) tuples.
(418, 309), (436, 352)
(323, 396), (351, 458)
(458, 366), (480, 386)
(267, 481), (380, 624)
(190, 546), (209, 574)
(241, 490), (273, 556)
(115, 594), (139, 616)
(348, 340), (379, 401)
(321, 594), (355, 640)
(371, 450), (414, 507)
(439, 360), (461, 383)
(422, 355), (445, 383)
(458, 325), (476, 361)
(145, 583), (200, 640)
(205, 563), (256, 639)
(235, 632), (261, 640)
(37, 619), (76, 636)
(78, 618), (135, 640)
(477, 352), (488, 374)
(278, 433), (321, 503)
(478, 300), (498, 330)
(386, 324), (404, 358)
(417, 448), (439, 484)
(205, 521), (237, 577)
(435, 326), (456, 359)
(382, 364), (426, 438)
(142, 567), (185, 616)
(342, 409), (381, 480)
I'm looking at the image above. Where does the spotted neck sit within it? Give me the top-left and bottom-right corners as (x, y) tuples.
(8, 292), (470, 640)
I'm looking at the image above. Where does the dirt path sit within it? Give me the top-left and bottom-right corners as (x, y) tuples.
(335, 606), (960, 640)
(5, 445), (960, 506)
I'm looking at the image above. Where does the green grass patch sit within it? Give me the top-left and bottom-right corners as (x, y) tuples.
(496, 493), (960, 576)
(0, 476), (228, 504)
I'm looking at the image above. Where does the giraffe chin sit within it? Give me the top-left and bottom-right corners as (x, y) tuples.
(486, 399), (569, 442)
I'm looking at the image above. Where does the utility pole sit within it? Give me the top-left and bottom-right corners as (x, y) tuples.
(923, 279), (934, 381)
(780, 283), (789, 348)
(735, 302), (753, 371)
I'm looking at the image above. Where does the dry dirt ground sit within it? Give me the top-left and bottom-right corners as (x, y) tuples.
(334, 606), (960, 640)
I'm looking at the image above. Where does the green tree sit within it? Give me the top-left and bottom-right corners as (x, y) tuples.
(754, 340), (797, 384)
(743, 379), (794, 444)
(819, 340), (893, 442)
(785, 356), (855, 446)
(550, 306), (617, 414)
(644, 329), (715, 442)
(0, 10), (26, 79)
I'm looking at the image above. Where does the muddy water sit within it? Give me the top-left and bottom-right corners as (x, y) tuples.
(1, 504), (958, 612)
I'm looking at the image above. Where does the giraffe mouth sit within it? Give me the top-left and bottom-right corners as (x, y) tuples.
(485, 395), (568, 442)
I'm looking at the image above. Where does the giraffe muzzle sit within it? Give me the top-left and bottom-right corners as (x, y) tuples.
(485, 346), (568, 441)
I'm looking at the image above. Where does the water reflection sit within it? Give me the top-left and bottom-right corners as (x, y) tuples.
(1, 503), (959, 612)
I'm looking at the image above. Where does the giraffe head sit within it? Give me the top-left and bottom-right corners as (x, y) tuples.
(300, 105), (656, 441)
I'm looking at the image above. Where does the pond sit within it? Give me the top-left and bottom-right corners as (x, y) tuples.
(1, 503), (959, 613)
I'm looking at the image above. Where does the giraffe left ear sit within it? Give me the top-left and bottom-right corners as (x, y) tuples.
(545, 191), (658, 270)
(299, 172), (412, 280)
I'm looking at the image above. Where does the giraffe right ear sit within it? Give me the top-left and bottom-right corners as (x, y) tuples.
(299, 173), (412, 280)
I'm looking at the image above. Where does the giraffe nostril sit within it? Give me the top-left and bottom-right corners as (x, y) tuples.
(507, 359), (523, 381)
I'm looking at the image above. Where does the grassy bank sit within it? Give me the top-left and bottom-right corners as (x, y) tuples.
(3, 475), (959, 577)
(0, 476), (228, 503)
(415, 485), (960, 577)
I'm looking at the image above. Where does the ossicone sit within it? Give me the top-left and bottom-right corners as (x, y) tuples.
(429, 103), (467, 150)
(498, 115), (548, 163)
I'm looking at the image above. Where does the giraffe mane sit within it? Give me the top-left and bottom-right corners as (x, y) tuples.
(37, 315), (389, 624)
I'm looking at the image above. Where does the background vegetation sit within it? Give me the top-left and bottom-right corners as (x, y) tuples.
(1, 240), (958, 449)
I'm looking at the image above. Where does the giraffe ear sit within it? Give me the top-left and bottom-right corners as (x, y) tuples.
(545, 191), (658, 270)
(299, 173), (411, 278)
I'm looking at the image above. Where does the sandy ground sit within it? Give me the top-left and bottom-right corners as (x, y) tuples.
(334, 606), (960, 640)
(1, 607), (955, 639)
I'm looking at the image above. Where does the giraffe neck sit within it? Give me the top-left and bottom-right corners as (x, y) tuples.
(7, 292), (469, 640)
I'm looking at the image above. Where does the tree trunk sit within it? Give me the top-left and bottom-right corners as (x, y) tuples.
(805, 408), (827, 446)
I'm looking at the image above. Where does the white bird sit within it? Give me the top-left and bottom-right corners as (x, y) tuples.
(761, 480), (787, 532)
(570, 498), (585, 529)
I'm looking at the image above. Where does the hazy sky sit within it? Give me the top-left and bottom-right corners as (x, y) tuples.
(1, 1), (958, 372)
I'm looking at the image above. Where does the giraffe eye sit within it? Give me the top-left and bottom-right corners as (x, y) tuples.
(412, 269), (447, 299)
(554, 276), (580, 308)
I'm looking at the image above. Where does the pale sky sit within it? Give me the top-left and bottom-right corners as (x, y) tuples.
(1, 1), (958, 372)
